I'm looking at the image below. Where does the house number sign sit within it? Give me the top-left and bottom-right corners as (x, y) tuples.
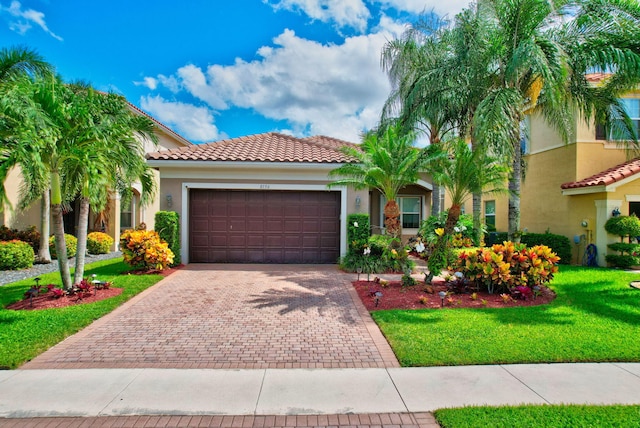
(259, 184), (270, 189)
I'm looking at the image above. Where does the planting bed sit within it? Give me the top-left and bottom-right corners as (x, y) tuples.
(352, 279), (555, 311)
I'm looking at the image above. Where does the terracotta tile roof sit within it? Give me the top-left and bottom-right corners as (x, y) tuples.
(561, 158), (640, 190)
(146, 132), (357, 163)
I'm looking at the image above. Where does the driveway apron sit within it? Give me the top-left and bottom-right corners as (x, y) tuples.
(22, 265), (399, 369)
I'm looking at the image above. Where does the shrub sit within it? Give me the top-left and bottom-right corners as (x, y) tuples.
(520, 233), (571, 265)
(454, 241), (559, 294)
(605, 215), (640, 268)
(155, 211), (181, 266)
(0, 225), (40, 252)
(419, 212), (475, 247)
(120, 229), (174, 271)
(49, 234), (78, 259)
(86, 232), (114, 255)
(368, 234), (399, 257)
(339, 232), (414, 274)
(0, 240), (34, 270)
(347, 213), (370, 255)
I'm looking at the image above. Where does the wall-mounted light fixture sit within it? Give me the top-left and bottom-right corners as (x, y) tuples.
(166, 194), (173, 208)
(612, 207), (621, 217)
(355, 195), (361, 209)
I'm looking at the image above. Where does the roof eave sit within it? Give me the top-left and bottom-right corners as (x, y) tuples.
(146, 159), (350, 169)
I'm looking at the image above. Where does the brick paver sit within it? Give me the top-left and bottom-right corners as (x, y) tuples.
(1, 412), (440, 427)
(22, 265), (399, 369)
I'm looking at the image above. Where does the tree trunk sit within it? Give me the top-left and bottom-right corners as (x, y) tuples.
(73, 196), (90, 285)
(508, 143), (522, 243)
(384, 199), (402, 241)
(431, 184), (441, 217)
(36, 190), (52, 264)
(444, 204), (461, 236)
(50, 171), (72, 290)
(472, 192), (482, 246)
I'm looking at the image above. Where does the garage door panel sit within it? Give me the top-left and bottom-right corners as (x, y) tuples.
(190, 189), (340, 263)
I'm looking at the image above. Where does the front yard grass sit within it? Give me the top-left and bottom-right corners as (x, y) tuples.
(372, 266), (640, 366)
(434, 404), (640, 428)
(0, 258), (162, 369)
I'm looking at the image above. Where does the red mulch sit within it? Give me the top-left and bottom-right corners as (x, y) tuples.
(7, 265), (183, 311)
(353, 279), (556, 311)
(6, 288), (124, 311)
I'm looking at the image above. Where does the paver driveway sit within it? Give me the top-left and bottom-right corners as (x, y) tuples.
(22, 265), (398, 369)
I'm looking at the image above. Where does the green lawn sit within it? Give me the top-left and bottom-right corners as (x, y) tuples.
(372, 266), (640, 366)
(0, 258), (162, 369)
(434, 405), (640, 428)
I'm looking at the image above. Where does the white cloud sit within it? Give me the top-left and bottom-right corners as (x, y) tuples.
(140, 95), (221, 143)
(1, 1), (62, 40)
(377, 0), (470, 18)
(265, 0), (370, 32)
(134, 77), (158, 90)
(170, 27), (397, 142)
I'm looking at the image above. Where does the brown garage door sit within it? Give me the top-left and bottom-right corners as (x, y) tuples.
(189, 189), (341, 263)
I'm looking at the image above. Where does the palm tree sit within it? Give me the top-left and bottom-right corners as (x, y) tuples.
(426, 138), (509, 280)
(62, 86), (158, 284)
(0, 47), (53, 262)
(328, 123), (437, 240)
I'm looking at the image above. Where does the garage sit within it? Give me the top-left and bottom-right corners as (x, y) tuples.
(189, 189), (341, 263)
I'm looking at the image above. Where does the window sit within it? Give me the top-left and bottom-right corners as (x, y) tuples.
(630, 202), (640, 218)
(596, 98), (640, 141)
(438, 189), (445, 215)
(380, 195), (422, 229)
(484, 200), (496, 231)
(400, 197), (421, 228)
(120, 197), (135, 231)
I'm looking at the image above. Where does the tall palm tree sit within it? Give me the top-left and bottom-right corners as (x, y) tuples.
(0, 47), (53, 262)
(62, 86), (158, 284)
(328, 123), (437, 240)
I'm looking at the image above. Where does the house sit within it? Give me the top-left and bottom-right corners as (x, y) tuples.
(456, 74), (640, 266)
(0, 102), (192, 250)
(146, 132), (433, 264)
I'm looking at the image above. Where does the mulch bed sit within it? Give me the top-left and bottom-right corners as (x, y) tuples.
(353, 279), (556, 311)
(6, 264), (183, 311)
(6, 288), (124, 311)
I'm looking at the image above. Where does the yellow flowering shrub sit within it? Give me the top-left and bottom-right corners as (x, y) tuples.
(119, 229), (174, 271)
(87, 232), (114, 254)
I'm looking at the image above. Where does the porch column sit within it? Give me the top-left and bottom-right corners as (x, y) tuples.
(595, 199), (621, 266)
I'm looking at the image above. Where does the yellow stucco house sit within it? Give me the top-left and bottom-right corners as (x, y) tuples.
(0, 102), (192, 250)
(455, 75), (640, 266)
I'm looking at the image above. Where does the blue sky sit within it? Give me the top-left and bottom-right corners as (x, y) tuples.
(0, 0), (469, 144)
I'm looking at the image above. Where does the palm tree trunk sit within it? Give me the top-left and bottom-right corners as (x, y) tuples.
(36, 190), (52, 263)
(472, 192), (482, 246)
(508, 143), (521, 243)
(50, 172), (72, 290)
(444, 203), (462, 236)
(431, 185), (441, 216)
(73, 196), (90, 285)
(384, 199), (402, 241)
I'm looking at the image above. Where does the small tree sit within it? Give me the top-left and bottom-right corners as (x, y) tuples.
(605, 215), (640, 268)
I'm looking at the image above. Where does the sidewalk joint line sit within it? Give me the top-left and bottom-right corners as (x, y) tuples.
(254, 369), (267, 415)
(97, 368), (145, 417)
(386, 368), (411, 413)
(499, 365), (550, 405)
(611, 362), (640, 380)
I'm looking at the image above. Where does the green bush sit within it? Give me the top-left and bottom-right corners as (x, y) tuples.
(155, 211), (181, 266)
(0, 240), (34, 270)
(520, 233), (572, 265)
(368, 234), (398, 257)
(86, 232), (114, 254)
(0, 225), (40, 252)
(605, 215), (640, 238)
(347, 213), (370, 255)
(605, 254), (639, 268)
(419, 212), (474, 246)
(49, 234), (78, 259)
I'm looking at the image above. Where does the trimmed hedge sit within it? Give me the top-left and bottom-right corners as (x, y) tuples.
(0, 225), (40, 252)
(485, 232), (571, 265)
(87, 231), (113, 254)
(347, 213), (370, 255)
(0, 240), (35, 270)
(155, 211), (181, 266)
(49, 234), (78, 259)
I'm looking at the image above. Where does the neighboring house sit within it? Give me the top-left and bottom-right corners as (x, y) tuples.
(0, 102), (192, 250)
(146, 132), (433, 264)
(454, 74), (639, 266)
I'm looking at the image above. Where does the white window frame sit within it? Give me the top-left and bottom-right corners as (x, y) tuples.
(120, 196), (136, 231)
(379, 195), (423, 231)
(484, 200), (496, 229)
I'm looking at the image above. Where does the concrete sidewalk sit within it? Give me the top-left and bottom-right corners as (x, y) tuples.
(1, 363), (639, 420)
